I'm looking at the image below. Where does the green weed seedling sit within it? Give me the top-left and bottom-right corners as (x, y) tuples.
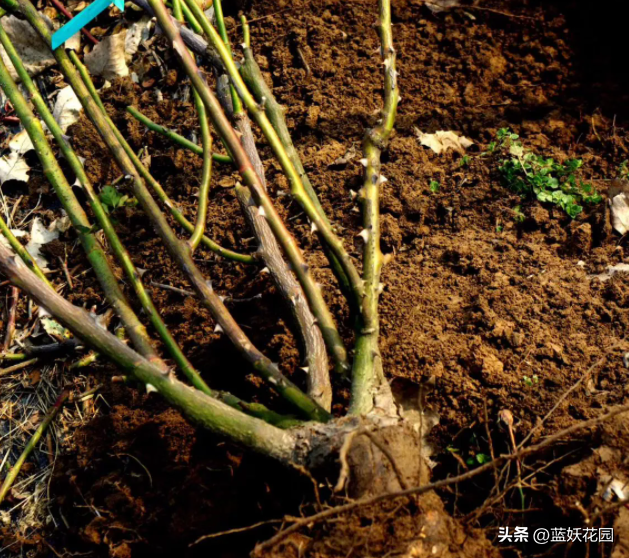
(522, 374), (539, 388)
(466, 452), (491, 467)
(495, 129), (602, 218)
(99, 185), (136, 215)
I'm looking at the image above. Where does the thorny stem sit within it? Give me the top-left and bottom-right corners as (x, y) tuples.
(0, 21), (214, 395)
(210, 0), (242, 114)
(214, 69), (332, 409)
(207, 3), (330, 406)
(70, 52), (253, 264)
(151, 0), (349, 375)
(238, 33), (354, 307)
(0, 390), (69, 505)
(240, 14), (250, 49)
(126, 106), (232, 163)
(183, 0), (364, 315)
(172, 0), (213, 254)
(350, 0), (399, 415)
(0, 243), (299, 462)
(171, 0), (213, 254)
(188, 91), (212, 253)
(166, 0), (202, 34)
(7, 0), (328, 421)
(0, 43), (162, 365)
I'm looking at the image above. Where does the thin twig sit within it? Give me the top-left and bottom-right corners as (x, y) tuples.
(3, 286), (18, 351)
(190, 519), (283, 546)
(0, 357), (38, 377)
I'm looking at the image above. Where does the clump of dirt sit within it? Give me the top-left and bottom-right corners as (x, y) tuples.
(2, 0), (629, 556)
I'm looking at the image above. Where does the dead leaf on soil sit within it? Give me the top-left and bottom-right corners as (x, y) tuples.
(609, 179), (629, 235)
(0, 14), (79, 80)
(415, 128), (473, 155)
(53, 86), (83, 133)
(0, 228), (26, 250)
(8, 129), (35, 155)
(592, 263), (629, 282)
(25, 217), (59, 271)
(332, 145), (359, 166)
(0, 151), (30, 184)
(125, 16), (153, 62)
(85, 31), (129, 80)
(425, 0), (461, 13)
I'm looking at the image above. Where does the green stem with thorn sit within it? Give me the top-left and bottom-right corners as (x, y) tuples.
(0, 40), (161, 365)
(70, 53), (252, 264)
(183, 0), (363, 314)
(0, 20), (216, 395)
(0, 243), (300, 461)
(4, 0), (328, 421)
(350, 0), (398, 415)
(153, 0), (349, 375)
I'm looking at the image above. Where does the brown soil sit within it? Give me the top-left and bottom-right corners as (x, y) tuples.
(2, 0), (629, 557)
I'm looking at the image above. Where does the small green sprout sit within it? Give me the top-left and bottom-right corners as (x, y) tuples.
(99, 185), (135, 215)
(459, 155), (471, 168)
(429, 180), (441, 193)
(619, 160), (628, 179)
(467, 453), (491, 466)
(522, 375), (539, 388)
(513, 205), (525, 223)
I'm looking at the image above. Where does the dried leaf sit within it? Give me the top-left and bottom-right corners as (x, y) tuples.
(0, 15), (79, 80)
(8, 129), (34, 155)
(125, 16), (153, 61)
(25, 218), (59, 270)
(609, 180), (629, 235)
(85, 31), (129, 80)
(592, 263), (629, 282)
(329, 145), (359, 167)
(415, 128), (473, 155)
(0, 151), (30, 184)
(0, 228), (26, 251)
(41, 316), (72, 340)
(426, 0), (460, 13)
(611, 192), (629, 235)
(53, 86), (83, 132)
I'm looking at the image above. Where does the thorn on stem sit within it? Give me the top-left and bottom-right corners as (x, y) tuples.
(358, 229), (370, 243)
(146, 383), (158, 394)
(214, 323), (224, 333)
(257, 206), (266, 218)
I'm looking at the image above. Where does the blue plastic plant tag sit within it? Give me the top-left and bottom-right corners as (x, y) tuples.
(51, 0), (125, 50)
